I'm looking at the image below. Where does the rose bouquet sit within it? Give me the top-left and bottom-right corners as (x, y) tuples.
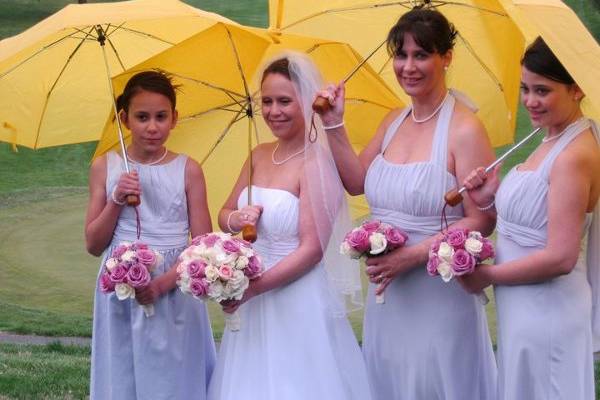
(340, 219), (409, 304)
(176, 232), (263, 331)
(99, 241), (161, 317)
(426, 228), (494, 304)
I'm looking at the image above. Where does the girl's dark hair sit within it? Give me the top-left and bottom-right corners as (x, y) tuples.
(261, 58), (291, 83)
(521, 37), (575, 85)
(387, 8), (457, 56)
(116, 70), (177, 113)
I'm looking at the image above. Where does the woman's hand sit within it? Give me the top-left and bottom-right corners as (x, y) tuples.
(365, 246), (418, 295)
(221, 282), (259, 314)
(463, 164), (502, 209)
(314, 82), (345, 126)
(113, 170), (141, 204)
(135, 279), (163, 305)
(456, 264), (493, 293)
(229, 205), (263, 233)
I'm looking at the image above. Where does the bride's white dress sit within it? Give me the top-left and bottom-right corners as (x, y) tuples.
(207, 186), (372, 400)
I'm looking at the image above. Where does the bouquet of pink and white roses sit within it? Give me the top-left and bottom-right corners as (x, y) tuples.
(176, 232), (263, 331)
(340, 219), (409, 303)
(99, 241), (161, 317)
(427, 228), (494, 304)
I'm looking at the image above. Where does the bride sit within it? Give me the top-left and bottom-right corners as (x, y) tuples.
(207, 52), (372, 400)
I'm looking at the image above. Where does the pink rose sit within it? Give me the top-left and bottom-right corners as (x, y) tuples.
(222, 240), (240, 254)
(233, 237), (251, 248)
(245, 256), (262, 278)
(426, 256), (440, 277)
(110, 264), (129, 284)
(99, 272), (115, 293)
(361, 220), (381, 233)
(385, 227), (408, 250)
(187, 260), (207, 278)
(478, 239), (495, 261)
(112, 244), (128, 258)
(347, 228), (370, 252)
(190, 278), (209, 297)
(203, 234), (220, 247)
(136, 248), (156, 267)
(133, 241), (148, 250)
(451, 249), (476, 276)
(127, 264), (151, 288)
(218, 265), (234, 281)
(446, 229), (469, 249)
(430, 238), (443, 255)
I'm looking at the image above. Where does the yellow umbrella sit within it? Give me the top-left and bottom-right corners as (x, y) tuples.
(268, 0), (525, 147)
(93, 22), (403, 223)
(0, 0), (233, 149)
(498, 0), (600, 121)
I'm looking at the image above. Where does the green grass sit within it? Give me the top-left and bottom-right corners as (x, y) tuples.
(0, 342), (90, 400)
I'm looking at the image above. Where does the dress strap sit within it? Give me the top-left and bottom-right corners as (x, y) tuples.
(537, 118), (591, 181)
(380, 108), (411, 153)
(429, 93), (456, 168)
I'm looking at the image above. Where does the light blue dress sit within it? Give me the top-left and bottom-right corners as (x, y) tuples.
(207, 186), (372, 400)
(362, 95), (497, 400)
(90, 151), (216, 400)
(494, 119), (595, 400)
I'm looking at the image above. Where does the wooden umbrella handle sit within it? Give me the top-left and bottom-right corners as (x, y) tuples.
(126, 194), (140, 207)
(312, 96), (332, 113)
(443, 188), (463, 207)
(242, 225), (257, 243)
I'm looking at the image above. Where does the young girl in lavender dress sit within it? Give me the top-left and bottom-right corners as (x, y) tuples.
(461, 37), (600, 400)
(86, 71), (216, 400)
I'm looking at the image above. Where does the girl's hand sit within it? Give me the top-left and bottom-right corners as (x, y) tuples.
(314, 82), (345, 126)
(365, 246), (418, 295)
(113, 170), (141, 204)
(230, 205), (263, 232)
(135, 279), (162, 305)
(463, 164), (501, 209)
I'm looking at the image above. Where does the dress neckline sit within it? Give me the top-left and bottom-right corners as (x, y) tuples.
(242, 185), (299, 200)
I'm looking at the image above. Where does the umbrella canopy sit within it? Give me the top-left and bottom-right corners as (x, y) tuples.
(499, 0), (600, 121)
(93, 22), (403, 222)
(268, 0), (526, 147)
(0, 0), (233, 149)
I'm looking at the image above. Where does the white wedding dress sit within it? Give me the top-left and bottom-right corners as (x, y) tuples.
(207, 185), (372, 400)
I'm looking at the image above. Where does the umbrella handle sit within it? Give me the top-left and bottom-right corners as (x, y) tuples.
(242, 225), (257, 243)
(312, 96), (332, 113)
(126, 194), (140, 207)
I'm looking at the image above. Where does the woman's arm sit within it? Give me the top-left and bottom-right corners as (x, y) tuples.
(85, 156), (139, 256)
(317, 82), (401, 195)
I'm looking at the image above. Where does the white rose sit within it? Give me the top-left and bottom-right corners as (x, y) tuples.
(240, 246), (254, 258)
(235, 256), (249, 270)
(115, 283), (135, 300)
(437, 242), (455, 263)
(204, 265), (220, 282)
(121, 250), (136, 262)
(340, 242), (361, 259)
(437, 262), (454, 283)
(208, 280), (225, 302)
(468, 231), (483, 241)
(229, 270), (246, 287)
(464, 238), (483, 256)
(369, 232), (388, 255)
(105, 257), (119, 272)
(216, 251), (237, 266)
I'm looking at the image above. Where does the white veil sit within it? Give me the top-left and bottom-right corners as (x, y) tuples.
(258, 51), (363, 315)
(587, 120), (600, 351)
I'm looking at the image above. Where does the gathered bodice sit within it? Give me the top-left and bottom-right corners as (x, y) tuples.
(496, 118), (593, 248)
(238, 186), (300, 267)
(106, 151), (189, 249)
(364, 94), (463, 236)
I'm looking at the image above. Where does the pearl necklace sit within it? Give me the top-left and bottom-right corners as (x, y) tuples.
(128, 147), (168, 165)
(541, 117), (584, 143)
(411, 91), (449, 124)
(271, 143), (305, 165)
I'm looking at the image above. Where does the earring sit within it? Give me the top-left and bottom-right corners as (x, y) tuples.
(443, 65), (448, 71)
